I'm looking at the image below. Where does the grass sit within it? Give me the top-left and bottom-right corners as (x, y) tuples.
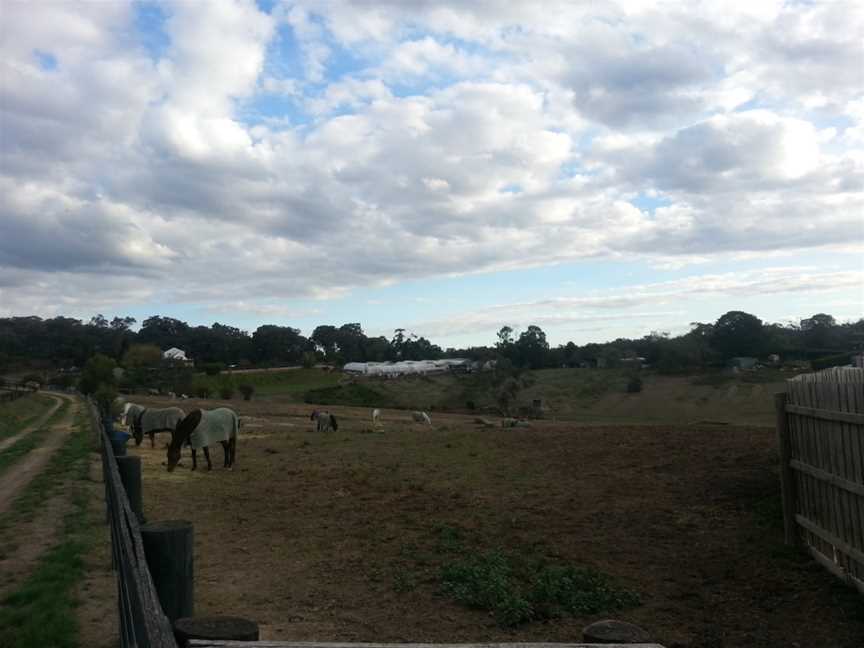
(0, 490), (90, 647)
(0, 402), (94, 647)
(199, 367), (341, 398)
(0, 393), (55, 441)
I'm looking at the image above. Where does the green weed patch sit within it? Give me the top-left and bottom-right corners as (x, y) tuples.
(439, 550), (639, 627)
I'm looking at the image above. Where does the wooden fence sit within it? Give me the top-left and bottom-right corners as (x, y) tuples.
(90, 399), (179, 648)
(775, 366), (864, 594)
(0, 381), (34, 403)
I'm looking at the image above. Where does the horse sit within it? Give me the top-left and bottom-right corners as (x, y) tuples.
(123, 403), (144, 428)
(167, 408), (239, 472)
(133, 407), (186, 448)
(412, 411), (432, 425)
(310, 409), (338, 432)
(372, 408), (381, 424)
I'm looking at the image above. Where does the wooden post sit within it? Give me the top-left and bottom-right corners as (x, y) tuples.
(115, 455), (144, 524)
(775, 392), (799, 546)
(141, 520), (194, 623)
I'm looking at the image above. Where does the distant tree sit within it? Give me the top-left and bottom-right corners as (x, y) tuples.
(238, 384), (255, 401)
(122, 344), (163, 369)
(513, 325), (550, 369)
(800, 313), (840, 350)
(311, 325), (340, 360)
(710, 311), (765, 359)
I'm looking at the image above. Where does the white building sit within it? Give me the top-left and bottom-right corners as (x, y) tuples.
(162, 347), (192, 364)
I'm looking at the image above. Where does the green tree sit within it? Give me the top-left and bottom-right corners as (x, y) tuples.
(122, 344), (163, 369)
(79, 353), (117, 395)
(710, 311), (765, 359)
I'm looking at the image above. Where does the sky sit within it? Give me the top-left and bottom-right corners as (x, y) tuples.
(1, 0), (862, 349)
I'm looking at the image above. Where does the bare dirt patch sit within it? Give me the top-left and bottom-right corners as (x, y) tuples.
(133, 399), (863, 648)
(0, 396), (78, 515)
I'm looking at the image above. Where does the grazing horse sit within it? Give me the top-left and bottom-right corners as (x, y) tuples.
(133, 407), (185, 448)
(124, 403), (144, 429)
(310, 409), (338, 432)
(167, 408), (239, 472)
(412, 411), (432, 425)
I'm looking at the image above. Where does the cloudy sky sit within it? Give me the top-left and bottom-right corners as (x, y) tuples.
(1, 0), (862, 347)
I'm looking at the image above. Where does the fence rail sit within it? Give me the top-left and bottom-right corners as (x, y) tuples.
(90, 398), (178, 648)
(0, 380), (35, 403)
(776, 366), (864, 594)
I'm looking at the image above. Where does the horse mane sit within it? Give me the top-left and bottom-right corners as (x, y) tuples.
(171, 409), (203, 449)
(132, 409), (147, 445)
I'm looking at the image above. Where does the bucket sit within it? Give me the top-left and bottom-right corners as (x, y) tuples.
(110, 431), (131, 456)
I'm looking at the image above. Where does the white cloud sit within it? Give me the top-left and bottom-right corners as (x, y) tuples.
(0, 0), (862, 333)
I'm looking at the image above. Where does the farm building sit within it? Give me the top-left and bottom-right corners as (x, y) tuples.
(730, 356), (758, 370)
(343, 358), (476, 377)
(162, 347), (192, 364)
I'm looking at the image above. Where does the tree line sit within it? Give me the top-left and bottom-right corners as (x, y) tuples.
(0, 310), (861, 379)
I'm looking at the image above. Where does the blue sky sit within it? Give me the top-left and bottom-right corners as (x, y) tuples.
(1, 1), (862, 347)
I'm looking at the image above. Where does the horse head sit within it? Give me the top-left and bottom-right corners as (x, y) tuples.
(167, 409), (202, 472)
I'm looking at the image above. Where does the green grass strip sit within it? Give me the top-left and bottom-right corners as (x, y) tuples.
(0, 491), (89, 647)
(0, 404), (94, 648)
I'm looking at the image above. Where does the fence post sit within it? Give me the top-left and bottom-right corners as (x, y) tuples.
(774, 392), (798, 546)
(141, 520), (194, 624)
(116, 455), (145, 524)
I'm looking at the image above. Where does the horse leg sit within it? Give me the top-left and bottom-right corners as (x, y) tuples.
(229, 437), (236, 468)
(149, 431), (155, 448)
(221, 441), (229, 467)
(203, 446), (212, 471)
(191, 448), (197, 471)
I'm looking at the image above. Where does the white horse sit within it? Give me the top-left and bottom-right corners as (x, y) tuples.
(372, 408), (381, 424)
(412, 411), (432, 425)
(311, 409), (338, 432)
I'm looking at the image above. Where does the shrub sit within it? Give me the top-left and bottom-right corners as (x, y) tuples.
(203, 362), (224, 376)
(94, 384), (119, 418)
(238, 384), (255, 401)
(625, 375), (643, 393)
(811, 353), (851, 371)
(219, 386), (234, 400)
(195, 385), (212, 399)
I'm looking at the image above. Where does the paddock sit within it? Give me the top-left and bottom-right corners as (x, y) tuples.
(129, 397), (863, 648)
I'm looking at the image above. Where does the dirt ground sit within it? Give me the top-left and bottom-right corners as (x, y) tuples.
(132, 397), (864, 648)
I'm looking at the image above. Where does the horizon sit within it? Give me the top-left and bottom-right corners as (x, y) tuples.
(2, 1), (862, 348)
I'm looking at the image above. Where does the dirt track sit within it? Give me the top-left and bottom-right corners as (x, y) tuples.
(0, 393), (65, 453)
(0, 393), (77, 515)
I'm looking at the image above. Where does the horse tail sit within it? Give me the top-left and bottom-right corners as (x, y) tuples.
(330, 414), (338, 431)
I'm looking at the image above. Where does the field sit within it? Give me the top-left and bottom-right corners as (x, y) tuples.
(131, 394), (864, 648)
(297, 367), (796, 427)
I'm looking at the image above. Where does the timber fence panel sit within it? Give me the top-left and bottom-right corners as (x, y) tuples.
(781, 367), (864, 593)
(92, 397), (178, 648)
